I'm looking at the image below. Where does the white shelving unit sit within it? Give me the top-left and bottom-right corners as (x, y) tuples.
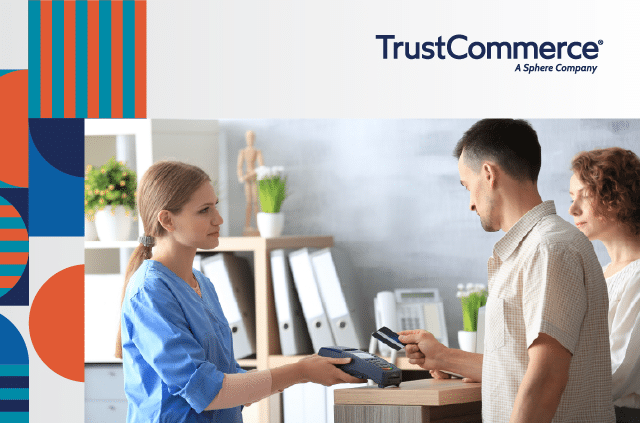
(84, 120), (222, 422)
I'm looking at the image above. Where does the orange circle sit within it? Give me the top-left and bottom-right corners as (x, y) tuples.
(29, 264), (84, 382)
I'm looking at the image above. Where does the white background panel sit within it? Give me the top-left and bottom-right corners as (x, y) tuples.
(147, 0), (640, 118)
(27, 237), (85, 423)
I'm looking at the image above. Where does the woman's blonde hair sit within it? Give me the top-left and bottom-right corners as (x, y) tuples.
(115, 161), (211, 358)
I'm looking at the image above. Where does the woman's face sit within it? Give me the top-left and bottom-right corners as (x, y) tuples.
(169, 182), (223, 250)
(569, 173), (611, 241)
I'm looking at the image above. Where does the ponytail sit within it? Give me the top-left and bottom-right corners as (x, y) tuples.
(115, 243), (153, 359)
(113, 160), (211, 359)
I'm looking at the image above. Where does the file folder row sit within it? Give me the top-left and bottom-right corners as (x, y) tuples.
(192, 247), (367, 360)
(274, 247), (369, 355)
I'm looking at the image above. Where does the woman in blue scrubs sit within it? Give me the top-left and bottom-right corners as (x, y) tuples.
(115, 161), (363, 422)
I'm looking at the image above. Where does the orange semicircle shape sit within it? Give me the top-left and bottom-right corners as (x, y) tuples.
(0, 70), (28, 188)
(29, 264), (84, 382)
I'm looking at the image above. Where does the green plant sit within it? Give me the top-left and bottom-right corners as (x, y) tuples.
(256, 166), (287, 213)
(457, 283), (488, 332)
(85, 157), (137, 221)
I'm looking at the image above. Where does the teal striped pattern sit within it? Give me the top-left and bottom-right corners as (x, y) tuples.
(0, 242), (28, 253)
(0, 266), (27, 277)
(0, 389), (29, 400)
(0, 218), (25, 230)
(0, 365), (28, 377)
(0, 412), (28, 423)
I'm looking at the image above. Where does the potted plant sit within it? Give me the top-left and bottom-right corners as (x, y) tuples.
(255, 166), (287, 237)
(456, 283), (488, 352)
(85, 157), (137, 242)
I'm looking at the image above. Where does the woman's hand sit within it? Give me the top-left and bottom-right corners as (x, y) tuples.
(298, 354), (367, 386)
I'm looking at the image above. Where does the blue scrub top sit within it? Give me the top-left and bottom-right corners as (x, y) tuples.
(121, 260), (247, 422)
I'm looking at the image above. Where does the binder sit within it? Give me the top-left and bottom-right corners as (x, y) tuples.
(288, 248), (336, 351)
(310, 247), (369, 349)
(201, 253), (256, 359)
(270, 249), (313, 355)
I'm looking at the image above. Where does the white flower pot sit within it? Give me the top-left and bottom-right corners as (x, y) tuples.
(257, 212), (285, 238)
(95, 206), (134, 242)
(84, 217), (99, 241)
(458, 330), (477, 353)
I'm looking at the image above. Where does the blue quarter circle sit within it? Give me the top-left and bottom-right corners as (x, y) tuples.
(0, 315), (28, 364)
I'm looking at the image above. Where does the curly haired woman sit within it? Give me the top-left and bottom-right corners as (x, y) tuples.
(570, 147), (640, 423)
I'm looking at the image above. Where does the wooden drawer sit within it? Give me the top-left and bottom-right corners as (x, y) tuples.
(85, 364), (127, 401)
(85, 399), (128, 423)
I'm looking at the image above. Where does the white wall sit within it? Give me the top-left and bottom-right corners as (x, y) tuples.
(219, 118), (640, 347)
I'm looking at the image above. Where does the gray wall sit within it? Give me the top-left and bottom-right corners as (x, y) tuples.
(219, 119), (640, 348)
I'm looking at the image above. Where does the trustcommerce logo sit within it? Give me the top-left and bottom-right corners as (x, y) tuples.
(375, 35), (602, 74)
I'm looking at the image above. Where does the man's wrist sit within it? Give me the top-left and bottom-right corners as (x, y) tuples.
(432, 344), (450, 370)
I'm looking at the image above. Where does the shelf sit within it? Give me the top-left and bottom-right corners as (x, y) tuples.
(85, 358), (123, 365)
(384, 356), (425, 371)
(199, 235), (335, 253)
(267, 354), (425, 371)
(85, 236), (334, 251)
(85, 240), (139, 249)
(268, 355), (308, 368)
(237, 358), (258, 368)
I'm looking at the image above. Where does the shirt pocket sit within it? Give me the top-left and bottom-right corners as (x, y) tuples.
(484, 296), (505, 354)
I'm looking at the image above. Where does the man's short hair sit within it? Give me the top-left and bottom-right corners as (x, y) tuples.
(453, 119), (542, 182)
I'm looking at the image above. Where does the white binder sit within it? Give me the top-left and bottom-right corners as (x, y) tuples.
(310, 247), (368, 349)
(288, 248), (336, 352)
(270, 249), (313, 355)
(201, 253), (256, 359)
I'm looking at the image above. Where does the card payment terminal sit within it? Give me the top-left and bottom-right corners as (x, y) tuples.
(318, 346), (402, 388)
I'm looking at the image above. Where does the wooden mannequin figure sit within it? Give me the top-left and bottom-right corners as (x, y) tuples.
(237, 130), (264, 236)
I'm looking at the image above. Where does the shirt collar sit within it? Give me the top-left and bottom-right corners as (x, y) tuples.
(493, 200), (556, 261)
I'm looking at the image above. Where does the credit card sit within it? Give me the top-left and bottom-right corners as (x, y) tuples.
(372, 326), (405, 351)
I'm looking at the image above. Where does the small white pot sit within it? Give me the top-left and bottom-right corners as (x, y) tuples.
(458, 330), (477, 353)
(95, 206), (134, 242)
(84, 217), (99, 241)
(256, 212), (285, 238)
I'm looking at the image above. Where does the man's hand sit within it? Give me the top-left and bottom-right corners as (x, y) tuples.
(430, 369), (479, 383)
(400, 330), (484, 382)
(398, 330), (447, 371)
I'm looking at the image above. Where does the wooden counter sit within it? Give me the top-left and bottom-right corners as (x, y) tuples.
(334, 379), (482, 423)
